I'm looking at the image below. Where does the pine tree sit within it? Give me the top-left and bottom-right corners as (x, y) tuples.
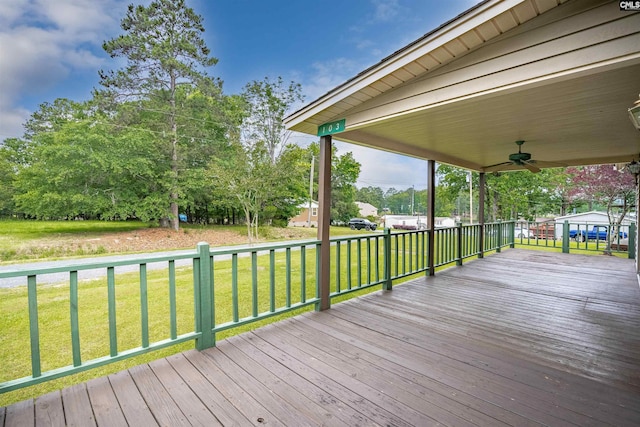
(99, 0), (219, 230)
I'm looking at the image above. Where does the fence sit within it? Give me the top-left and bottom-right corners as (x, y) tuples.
(512, 220), (636, 258)
(0, 220), (520, 393)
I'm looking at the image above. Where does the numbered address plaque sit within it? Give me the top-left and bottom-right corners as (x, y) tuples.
(317, 119), (346, 136)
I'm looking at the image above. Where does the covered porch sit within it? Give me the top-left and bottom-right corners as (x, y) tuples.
(3, 249), (639, 426)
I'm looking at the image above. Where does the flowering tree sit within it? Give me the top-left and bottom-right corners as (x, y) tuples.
(567, 165), (636, 252)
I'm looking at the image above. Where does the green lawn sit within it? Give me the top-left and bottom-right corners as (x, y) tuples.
(0, 220), (154, 262)
(0, 236), (389, 406)
(1, 221), (632, 406)
(0, 219), (365, 263)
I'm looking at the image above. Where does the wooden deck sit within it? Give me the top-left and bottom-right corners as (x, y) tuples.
(2, 249), (640, 426)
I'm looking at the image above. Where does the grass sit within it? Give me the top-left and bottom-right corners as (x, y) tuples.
(0, 221), (633, 406)
(0, 219), (361, 263)
(0, 220), (154, 262)
(0, 234), (395, 407)
(514, 238), (631, 259)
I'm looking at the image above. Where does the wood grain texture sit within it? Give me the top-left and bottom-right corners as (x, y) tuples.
(3, 249), (639, 426)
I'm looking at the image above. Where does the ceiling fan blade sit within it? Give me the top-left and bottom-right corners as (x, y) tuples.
(483, 162), (512, 172)
(522, 161), (541, 173)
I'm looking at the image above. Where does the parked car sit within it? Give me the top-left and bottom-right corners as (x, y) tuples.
(348, 218), (377, 231)
(514, 227), (534, 238)
(569, 226), (628, 242)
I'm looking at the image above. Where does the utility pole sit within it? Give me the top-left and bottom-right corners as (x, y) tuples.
(411, 185), (415, 216)
(307, 155), (315, 227)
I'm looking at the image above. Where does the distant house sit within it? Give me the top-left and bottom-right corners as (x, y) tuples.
(288, 201), (318, 227)
(355, 202), (378, 218)
(553, 211), (634, 239)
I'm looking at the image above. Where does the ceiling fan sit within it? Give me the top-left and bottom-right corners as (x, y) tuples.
(483, 140), (563, 173)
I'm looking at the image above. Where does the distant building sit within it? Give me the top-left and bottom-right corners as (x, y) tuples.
(288, 201), (319, 227)
(382, 215), (455, 230)
(553, 211), (634, 239)
(355, 202), (378, 218)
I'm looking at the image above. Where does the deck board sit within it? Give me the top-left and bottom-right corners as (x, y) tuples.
(4, 399), (33, 427)
(165, 352), (250, 426)
(127, 364), (189, 426)
(107, 370), (158, 426)
(60, 384), (95, 427)
(34, 391), (65, 427)
(3, 249), (640, 426)
(86, 377), (127, 427)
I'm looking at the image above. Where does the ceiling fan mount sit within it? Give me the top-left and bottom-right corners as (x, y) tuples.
(483, 140), (552, 173)
(483, 141), (566, 173)
(507, 140), (531, 164)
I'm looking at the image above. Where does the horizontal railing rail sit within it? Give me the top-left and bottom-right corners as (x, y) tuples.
(0, 222), (518, 393)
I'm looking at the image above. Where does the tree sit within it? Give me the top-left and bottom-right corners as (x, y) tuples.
(10, 101), (167, 220)
(308, 143), (361, 224)
(212, 142), (269, 242)
(567, 165), (635, 253)
(99, 0), (219, 230)
(436, 164), (469, 218)
(210, 77), (308, 240)
(355, 186), (385, 210)
(437, 164), (564, 221)
(241, 77), (303, 164)
(0, 141), (17, 217)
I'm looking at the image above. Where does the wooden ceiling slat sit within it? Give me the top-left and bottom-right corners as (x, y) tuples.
(493, 10), (519, 33)
(534, 0), (561, 14)
(512, 1), (538, 23)
(430, 47), (454, 64)
(459, 30), (484, 50)
(415, 54), (441, 70)
(404, 61), (428, 77)
(392, 67), (416, 82)
(475, 20), (501, 40)
(444, 39), (468, 57)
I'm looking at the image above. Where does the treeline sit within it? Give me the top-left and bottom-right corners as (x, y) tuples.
(0, 0), (362, 237)
(356, 164), (635, 222)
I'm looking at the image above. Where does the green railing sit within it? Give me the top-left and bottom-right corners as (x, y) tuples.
(511, 220), (636, 258)
(0, 240), (321, 393)
(0, 222), (514, 393)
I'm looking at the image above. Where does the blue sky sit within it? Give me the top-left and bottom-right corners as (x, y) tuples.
(1, 0), (477, 190)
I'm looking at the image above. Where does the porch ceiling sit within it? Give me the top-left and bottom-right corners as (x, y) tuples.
(285, 0), (640, 172)
(331, 63), (640, 171)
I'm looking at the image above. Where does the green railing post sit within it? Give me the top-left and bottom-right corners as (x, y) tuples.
(562, 221), (570, 254)
(27, 275), (41, 378)
(456, 222), (463, 266)
(496, 220), (502, 253)
(509, 221), (515, 248)
(629, 223), (636, 260)
(383, 228), (392, 290)
(195, 242), (215, 350)
(478, 223), (484, 259)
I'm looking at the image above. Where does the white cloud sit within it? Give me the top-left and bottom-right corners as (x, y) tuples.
(302, 58), (362, 101)
(34, 0), (120, 40)
(0, 0), (132, 139)
(371, 0), (401, 23)
(0, 106), (31, 141)
(0, 0), (30, 26)
(335, 141), (428, 190)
